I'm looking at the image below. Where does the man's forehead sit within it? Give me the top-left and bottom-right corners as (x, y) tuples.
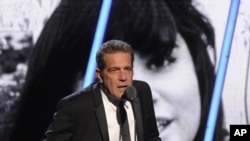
(103, 52), (131, 59)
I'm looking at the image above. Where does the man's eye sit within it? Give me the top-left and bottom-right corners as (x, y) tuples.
(125, 67), (133, 71)
(109, 69), (117, 72)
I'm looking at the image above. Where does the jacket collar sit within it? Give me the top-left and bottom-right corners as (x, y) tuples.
(92, 83), (109, 141)
(91, 82), (144, 141)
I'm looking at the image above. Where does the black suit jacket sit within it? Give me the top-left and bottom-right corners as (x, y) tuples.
(44, 80), (161, 141)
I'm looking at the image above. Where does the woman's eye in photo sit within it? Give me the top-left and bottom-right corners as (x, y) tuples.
(147, 58), (175, 71)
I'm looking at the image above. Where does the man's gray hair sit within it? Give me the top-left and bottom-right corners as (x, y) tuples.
(96, 40), (134, 70)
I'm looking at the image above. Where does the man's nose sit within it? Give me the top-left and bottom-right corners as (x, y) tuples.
(118, 70), (127, 81)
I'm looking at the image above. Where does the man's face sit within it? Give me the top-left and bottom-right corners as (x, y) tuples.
(96, 52), (133, 99)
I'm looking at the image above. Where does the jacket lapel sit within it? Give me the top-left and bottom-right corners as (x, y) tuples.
(91, 82), (144, 141)
(92, 83), (109, 141)
(132, 97), (144, 141)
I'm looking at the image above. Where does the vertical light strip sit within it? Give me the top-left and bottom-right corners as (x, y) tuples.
(82, 0), (112, 88)
(204, 0), (240, 141)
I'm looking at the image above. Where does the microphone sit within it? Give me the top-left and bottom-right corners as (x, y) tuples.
(123, 86), (137, 101)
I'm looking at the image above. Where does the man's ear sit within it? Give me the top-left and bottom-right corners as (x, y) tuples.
(96, 68), (103, 83)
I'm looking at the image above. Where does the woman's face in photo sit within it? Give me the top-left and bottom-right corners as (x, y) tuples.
(133, 34), (201, 141)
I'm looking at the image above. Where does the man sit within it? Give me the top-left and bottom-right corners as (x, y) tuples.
(44, 40), (161, 141)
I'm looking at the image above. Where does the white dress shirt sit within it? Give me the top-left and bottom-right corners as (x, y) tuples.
(101, 89), (137, 141)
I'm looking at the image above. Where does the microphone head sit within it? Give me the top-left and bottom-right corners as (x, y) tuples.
(124, 86), (137, 101)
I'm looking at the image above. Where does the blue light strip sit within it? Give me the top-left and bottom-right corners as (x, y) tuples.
(82, 0), (112, 88)
(204, 0), (240, 141)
